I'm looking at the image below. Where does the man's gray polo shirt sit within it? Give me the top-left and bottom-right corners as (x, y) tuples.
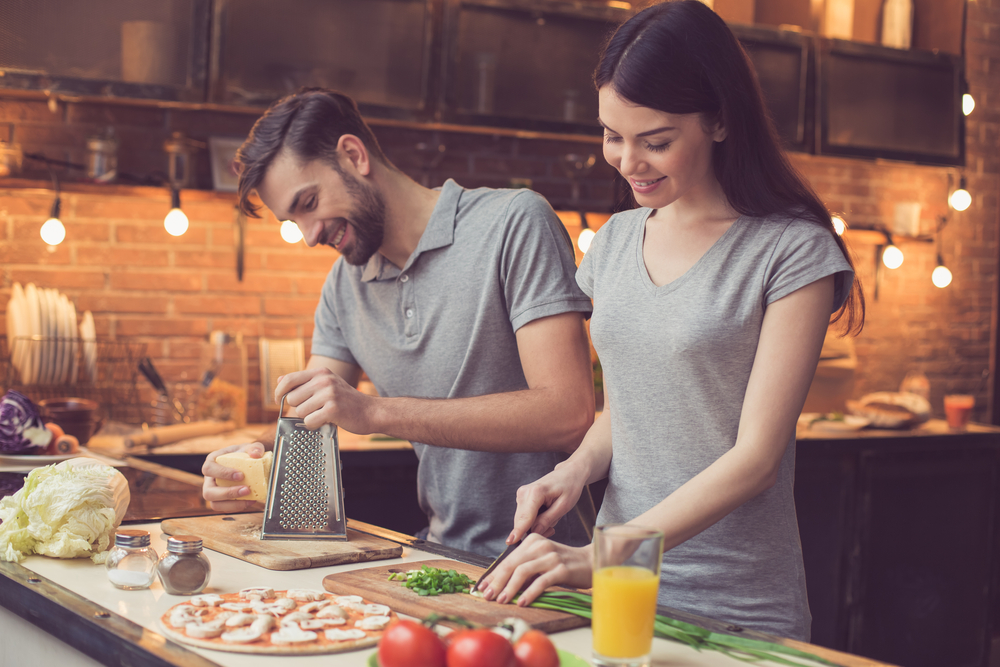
(312, 179), (594, 557)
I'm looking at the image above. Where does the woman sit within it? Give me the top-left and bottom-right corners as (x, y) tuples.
(477, 0), (864, 641)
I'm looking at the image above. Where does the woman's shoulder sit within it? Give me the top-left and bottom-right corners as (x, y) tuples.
(743, 210), (836, 243)
(596, 207), (651, 236)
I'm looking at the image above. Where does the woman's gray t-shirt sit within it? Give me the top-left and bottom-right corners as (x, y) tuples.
(577, 207), (853, 640)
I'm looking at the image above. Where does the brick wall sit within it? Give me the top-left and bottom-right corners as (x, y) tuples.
(1, 3), (998, 425)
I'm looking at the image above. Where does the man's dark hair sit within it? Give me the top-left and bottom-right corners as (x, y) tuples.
(235, 88), (390, 217)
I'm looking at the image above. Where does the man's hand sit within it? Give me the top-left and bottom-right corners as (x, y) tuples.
(275, 366), (377, 433)
(201, 442), (266, 512)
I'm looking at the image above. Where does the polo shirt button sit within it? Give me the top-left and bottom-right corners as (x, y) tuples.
(405, 308), (414, 318)
(400, 274), (409, 283)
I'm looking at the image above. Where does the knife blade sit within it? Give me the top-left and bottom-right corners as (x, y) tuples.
(474, 540), (522, 591)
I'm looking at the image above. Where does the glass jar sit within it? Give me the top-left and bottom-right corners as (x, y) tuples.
(106, 529), (158, 590)
(157, 534), (211, 595)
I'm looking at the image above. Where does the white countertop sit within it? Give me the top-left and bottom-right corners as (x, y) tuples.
(8, 520), (796, 667)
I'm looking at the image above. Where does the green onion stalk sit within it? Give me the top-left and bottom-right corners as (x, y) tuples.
(527, 591), (840, 667)
(387, 565), (477, 597)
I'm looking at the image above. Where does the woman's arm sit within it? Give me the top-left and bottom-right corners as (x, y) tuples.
(483, 275), (835, 605)
(627, 275), (833, 550)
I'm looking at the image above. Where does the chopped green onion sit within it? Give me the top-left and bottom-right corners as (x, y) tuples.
(387, 565), (477, 596)
(527, 591), (839, 667)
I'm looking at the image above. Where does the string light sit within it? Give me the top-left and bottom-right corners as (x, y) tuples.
(577, 213), (595, 253)
(932, 262), (953, 288)
(164, 187), (189, 236)
(963, 93), (975, 116)
(882, 243), (904, 269)
(40, 172), (65, 246)
(949, 176), (972, 212)
(280, 220), (303, 244)
(831, 215), (846, 235)
(40, 195), (65, 246)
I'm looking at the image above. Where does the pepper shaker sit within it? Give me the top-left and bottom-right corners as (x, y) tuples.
(106, 529), (158, 590)
(157, 534), (212, 595)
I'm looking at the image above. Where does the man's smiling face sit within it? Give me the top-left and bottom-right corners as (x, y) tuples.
(257, 150), (386, 266)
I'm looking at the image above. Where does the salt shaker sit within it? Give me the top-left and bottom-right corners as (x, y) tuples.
(106, 529), (158, 590)
(157, 534), (211, 595)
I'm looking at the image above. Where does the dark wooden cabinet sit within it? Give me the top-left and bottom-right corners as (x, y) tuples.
(796, 427), (1000, 667)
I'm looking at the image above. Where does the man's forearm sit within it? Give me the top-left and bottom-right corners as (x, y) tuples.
(371, 386), (594, 454)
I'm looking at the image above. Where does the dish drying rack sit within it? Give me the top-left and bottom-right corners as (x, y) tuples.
(0, 336), (148, 424)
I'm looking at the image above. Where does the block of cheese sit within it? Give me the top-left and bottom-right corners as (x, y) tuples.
(215, 451), (273, 503)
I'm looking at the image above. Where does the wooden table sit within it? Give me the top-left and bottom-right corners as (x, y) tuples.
(0, 516), (894, 667)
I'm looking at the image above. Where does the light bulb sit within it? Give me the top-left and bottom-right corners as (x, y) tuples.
(164, 207), (189, 236)
(40, 217), (66, 245)
(882, 244), (904, 269)
(577, 227), (596, 253)
(932, 264), (953, 288)
(950, 187), (972, 212)
(963, 93), (975, 116)
(280, 220), (303, 244)
(831, 215), (846, 235)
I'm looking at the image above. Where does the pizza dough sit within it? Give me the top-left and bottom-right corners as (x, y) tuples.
(158, 589), (397, 654)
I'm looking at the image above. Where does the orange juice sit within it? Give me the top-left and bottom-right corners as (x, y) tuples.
(592, 565), (660, 658)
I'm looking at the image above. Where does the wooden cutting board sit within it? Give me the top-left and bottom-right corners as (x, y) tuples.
(322, 559), (590, 633)
(160, 513), (402, 571)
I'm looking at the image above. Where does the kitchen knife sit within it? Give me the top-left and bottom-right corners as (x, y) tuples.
(474, 539), (522, 591)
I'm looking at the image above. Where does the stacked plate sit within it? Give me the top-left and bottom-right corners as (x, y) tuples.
(4, 282), (97, 386)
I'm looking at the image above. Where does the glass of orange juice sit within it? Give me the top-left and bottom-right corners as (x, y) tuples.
(592, 524), (664, 667)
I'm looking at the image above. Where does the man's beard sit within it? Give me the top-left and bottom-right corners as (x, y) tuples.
(328, 172), (386, 266)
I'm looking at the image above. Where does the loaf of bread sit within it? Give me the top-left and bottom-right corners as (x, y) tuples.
(847, 391), (931, 429)
(215, 451), (273, 503)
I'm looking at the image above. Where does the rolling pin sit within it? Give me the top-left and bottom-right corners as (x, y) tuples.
(124, 420), (237, 449)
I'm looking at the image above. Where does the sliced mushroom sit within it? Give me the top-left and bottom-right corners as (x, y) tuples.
(325, 628), (367, 642)
(270, 626), (319, 644)
(316, 605), (349, 620)
(253, 597), (297, 616)
(239, 587), (276, 600)
(355, 615), (392, 631)
(185, 619), (227, 639)
(332, 595), (363, 606)
(168, 606), (201, 628)
(280, 611), (315, 626)
(220, 625), (267, 644)
(299, 600), (331, 613)
(224, 613), (258, 628)
(300, 618), (346, 630)
(285, 589), (327, 602)
(361, 603), (390, 616)
(189, 594), (224, 607)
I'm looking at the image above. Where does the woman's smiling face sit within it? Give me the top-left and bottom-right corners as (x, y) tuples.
(599, 86), (725, 210)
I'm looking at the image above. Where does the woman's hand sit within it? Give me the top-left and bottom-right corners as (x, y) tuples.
(201, 441), (266, 512)
(275, 367), (377, 433)
(478, 534), (593, 606)
(508, 459), (590, 545)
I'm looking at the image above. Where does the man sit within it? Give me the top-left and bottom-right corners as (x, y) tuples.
(202, 88), (596, 558)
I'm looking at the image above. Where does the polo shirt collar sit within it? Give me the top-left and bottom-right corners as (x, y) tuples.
(360, 179), (462, 282)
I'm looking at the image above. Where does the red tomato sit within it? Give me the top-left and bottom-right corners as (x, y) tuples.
(378, 619), (446, 667)
(514, 630), (560, 667)
(446, 629), (517, 667)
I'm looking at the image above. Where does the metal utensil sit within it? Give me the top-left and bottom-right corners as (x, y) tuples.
(138, 356), (185, 424)
(474, 539), (523, 591)
(261, 394), (347, 540)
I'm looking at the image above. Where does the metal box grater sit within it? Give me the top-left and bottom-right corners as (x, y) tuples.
(261, 396), (347, 540)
